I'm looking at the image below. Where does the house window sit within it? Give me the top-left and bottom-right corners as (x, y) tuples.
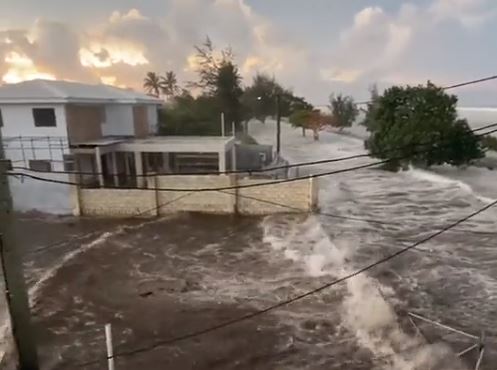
(33, 108), (56, 127)
(63, 154), (75, 172)
(0, 109), (3, 127)
(29, 160), (52, 172)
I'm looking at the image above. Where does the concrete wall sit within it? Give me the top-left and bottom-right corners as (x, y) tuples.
(8, 172), (74, 215)
(77, 175), (318, 217)
(79, 188), (157, 217)
(235, 144), (273, 170)
(66, 105), (104, 143)
(155, 175), (235, 214)
(237, 178), (314, 215)
(0, 104), (73, 214)
(102, 104), (135, 136)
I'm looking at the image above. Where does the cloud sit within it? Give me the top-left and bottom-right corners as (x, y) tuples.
(429, 0), (496, 27)
(322, 5), (415, 84)
(2, 0), (495, 105)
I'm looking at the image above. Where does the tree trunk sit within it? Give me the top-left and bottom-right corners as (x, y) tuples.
(313, 129), (319, 141)
(302, 127), (306, 137)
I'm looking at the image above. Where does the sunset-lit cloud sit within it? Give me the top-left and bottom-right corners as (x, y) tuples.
(2, 51), (55, 83)
(79, 43), (149, 68)
(0, 0), (497, 104)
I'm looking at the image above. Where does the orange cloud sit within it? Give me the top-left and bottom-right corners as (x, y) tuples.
(79, 42), (149, 68)
(2, 51), (55, 83)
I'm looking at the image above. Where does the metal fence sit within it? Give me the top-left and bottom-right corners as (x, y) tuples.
(2, 136), (71, 168)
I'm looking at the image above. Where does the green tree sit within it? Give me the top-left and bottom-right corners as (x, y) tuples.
(160, 71), (180, 100)
(216, 61), (243, 131)
(143, 72), (163, 97)
(361, 84), (380, 130)
(159, 94), (222, 136)
(329, 93), (358, 131)
(241, 73), (281, 123)
(289, 109), (312, 137)
(192, 36), (234, 94)
(366, 83), (484, 171)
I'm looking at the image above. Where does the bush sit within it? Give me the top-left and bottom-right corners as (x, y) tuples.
(366, 83), (484, 171)
(482, 135), (497, 151)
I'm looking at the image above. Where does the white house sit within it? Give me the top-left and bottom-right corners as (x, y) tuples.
(0, 79), (239, 215)
(0, 79), (162, 214)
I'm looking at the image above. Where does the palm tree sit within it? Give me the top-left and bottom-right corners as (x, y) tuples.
(160, 71), (180, 100)
(143, 72), (163, 97)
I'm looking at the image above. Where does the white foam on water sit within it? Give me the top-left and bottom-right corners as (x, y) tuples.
(406, 167), (496, 203)
(262, 215), (465, 369)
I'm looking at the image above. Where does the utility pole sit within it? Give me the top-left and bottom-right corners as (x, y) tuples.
(0, 129), (39, 369)
(276, 94), (281, 156)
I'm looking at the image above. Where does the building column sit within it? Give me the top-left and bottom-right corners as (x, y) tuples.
(231, 147), (237, 171)
(134, 151), (144, 188)
(111, 152), (118, 187)
(218, 151), (226, 173)
(163, 153), (170, 173)
(95, 147), (104, 187)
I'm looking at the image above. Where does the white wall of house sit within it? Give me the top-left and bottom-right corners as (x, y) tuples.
(0, 104), (68, 138)
(0, 103), (73, 214)
(102, 104), (135, 136)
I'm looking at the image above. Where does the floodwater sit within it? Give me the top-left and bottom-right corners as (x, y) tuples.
(1, 118), (497, 369)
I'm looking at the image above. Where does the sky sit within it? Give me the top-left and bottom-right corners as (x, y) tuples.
(0, 0), (496, 106)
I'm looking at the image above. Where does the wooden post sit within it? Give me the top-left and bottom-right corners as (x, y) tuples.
(105, 324), (115, 370)
(221, 113), (225, 137)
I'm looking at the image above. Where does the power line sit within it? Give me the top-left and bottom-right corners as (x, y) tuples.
(5, 158), (393, 192)
(6, 125), (497, 258)
(11, 122), (497, 178)
(354, 74), (497, 105)
(74, 197), (497, 368)
(222, 190), (497, 236)
(443, 75), (497, 90)
(6, 125), (497, 193)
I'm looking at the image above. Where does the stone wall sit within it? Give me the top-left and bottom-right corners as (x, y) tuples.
(155, 175), (236, 214)
(79, 188), (157, 217)
(237, 177), (314, 215)
(77, 175), (318, 217)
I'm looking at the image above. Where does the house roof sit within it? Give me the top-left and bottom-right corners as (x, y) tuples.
(0, 79), (163, 105)
(72, 135), (236, 153)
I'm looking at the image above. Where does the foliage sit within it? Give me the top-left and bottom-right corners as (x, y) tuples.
(241, 73), (281, 123)
(191, 37), (234, 94)
(241, 73), (313, 123)
(361, 84), (380, 130)
(143, 72), (163, 97)
(158, 95), (222, 136)
(215, 61), (243, 130)
(306, 110), (333, 141)
(289, 109), (312, 136)
(160, 71), (180, 99)
(329, 93), (359, 130)
(482, 135), (497, 151)
(366, 83), (485, 171)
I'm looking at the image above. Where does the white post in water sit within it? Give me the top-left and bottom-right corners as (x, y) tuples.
(221, 112), (225, 137)
(105, 323), (115, 370)
(232, 121), (235, 137)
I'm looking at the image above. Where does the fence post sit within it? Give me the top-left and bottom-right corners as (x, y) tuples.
(105, 324), (115, 370)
